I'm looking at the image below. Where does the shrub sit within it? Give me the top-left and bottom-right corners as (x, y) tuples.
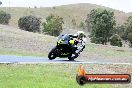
(110, 34), (122, 47)
(18, 15), (41, 32)
(0, 11), (11, 24)
(127, 33), (132, 47)
(42, 14), (64, 36)
(114, 25), (126, 40)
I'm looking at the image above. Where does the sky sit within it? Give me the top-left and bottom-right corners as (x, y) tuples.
(0, 0), (132, 13)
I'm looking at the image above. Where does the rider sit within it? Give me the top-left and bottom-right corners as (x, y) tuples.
(74, 31), (86, 54)
(69, 31), (86, 55)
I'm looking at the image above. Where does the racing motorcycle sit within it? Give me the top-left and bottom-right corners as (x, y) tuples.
(48, 34), (79, 60)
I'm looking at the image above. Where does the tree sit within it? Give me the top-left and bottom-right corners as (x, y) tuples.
(0, 1), (2, 5)
(110, 34), (122, 47)
(124, 16), (132, 47)
(127, 33), (132, 47)
(42, 14), (64, 36)
(114, 25), (126, 40)
(0, 10), (11, 24)
(34, 6), (37, 8)
(125, 16), (132, 38)
(87, 9), (116, 45)
(18, 15), (41, 32)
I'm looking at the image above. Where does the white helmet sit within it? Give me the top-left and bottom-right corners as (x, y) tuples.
(77, 31), (85, 39)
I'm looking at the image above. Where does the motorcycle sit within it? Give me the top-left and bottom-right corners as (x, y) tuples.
(48, 34), (79, 60)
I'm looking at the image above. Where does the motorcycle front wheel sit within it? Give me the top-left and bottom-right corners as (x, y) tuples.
(48, 47), (57, 60)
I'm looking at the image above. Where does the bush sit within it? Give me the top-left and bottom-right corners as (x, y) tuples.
(127, 33), (132, 47)
(0, 11), (11, 24)
(114, 25), (126, 40)
(18, 15), (41, 32)
(110, 34), (122, 47)
(42, 14), (64, 36)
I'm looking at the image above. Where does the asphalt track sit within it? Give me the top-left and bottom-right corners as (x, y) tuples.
(0, 55), (83, 63)
(0, 55), (131, 65)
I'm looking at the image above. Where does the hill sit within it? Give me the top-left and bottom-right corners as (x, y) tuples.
(0, 24), (56, 56)
(0, 24), (132, 62)
(0, 3), (130, 28)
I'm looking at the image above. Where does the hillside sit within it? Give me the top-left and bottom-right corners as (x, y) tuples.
(0, 24), (132, 62)
(0, 3), (130, 28)
(0, 24), (56, 56)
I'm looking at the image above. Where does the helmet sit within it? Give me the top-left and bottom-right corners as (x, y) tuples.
(77, 31), (85, 39)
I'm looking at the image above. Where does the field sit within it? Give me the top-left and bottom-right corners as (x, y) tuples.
(0, 63), (131, 88)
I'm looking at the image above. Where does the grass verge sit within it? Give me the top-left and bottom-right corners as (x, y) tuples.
(1, 43), (132, 58)
(0, 64), (113, 88)
(0, 48), (47, 57)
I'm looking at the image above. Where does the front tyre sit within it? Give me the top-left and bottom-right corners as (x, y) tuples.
(48, 47), (57, 60)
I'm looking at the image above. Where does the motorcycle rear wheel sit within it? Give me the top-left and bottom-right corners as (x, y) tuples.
(68, 53), (78, 61)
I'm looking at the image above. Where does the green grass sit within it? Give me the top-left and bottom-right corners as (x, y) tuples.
(0, 64), (113, 88)
(0, 48), (47, 57)
(0, 43), (132, 58)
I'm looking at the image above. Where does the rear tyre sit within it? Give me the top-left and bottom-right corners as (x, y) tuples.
(68, 53), (78, 61)
(48, 47), (57, 60)
(68, 56), (74, 61)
